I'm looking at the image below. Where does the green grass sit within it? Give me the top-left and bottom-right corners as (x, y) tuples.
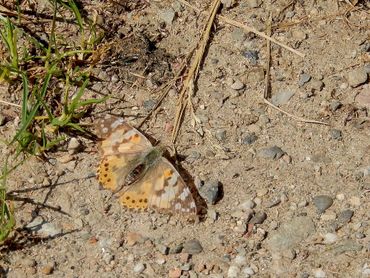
(0, 0), (107, 242)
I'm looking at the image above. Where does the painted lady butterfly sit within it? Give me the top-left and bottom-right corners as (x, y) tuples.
(96, 115), (197, 215)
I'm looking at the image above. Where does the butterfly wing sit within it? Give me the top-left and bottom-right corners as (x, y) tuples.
(96, 115), (152, 192)
(119, 157), (197, 215)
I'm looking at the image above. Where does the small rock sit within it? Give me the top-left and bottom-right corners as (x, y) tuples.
(159, 8), (176, 25)
(181, 263), (192, 271)
(337, 209), (354, 224)
(230, 80), (245, 90)
(242, 133), (258, 145)
(215, 129), (227, 141)
(333, 101), (346, 116)
(298, 73), (311, 86)
(249, 212), (267, 224)
(126, 232), (144, 246)
(68, 138), (81, 154)
(26, 217), (62, 238)
(242, 266), (255, 276)
(355, 89), (370, 108)
(157, 244), (169, 255)
(265, 198), (281, 208)
(298, 200), (308, 208)
(271, 91), (295, 106)
(207, 209), (218, 221)
(41, 264), (54, 275)
(221, 0), (235, 9)
(199, 180), (222, 205)
(336, 193), (345, 201)
(243, 50), (259, 65)
(309, 79), (324, 91)
(0, 115), (6, 126)
(182, 239), (203, 254)
(347, 68), (368, 87)
(313, 195), (333, 213)
(169, 244), (183, 254)
(329, 129), (342, 140)
(169, 267), (182, 278)
(143, 99), (156, 111)
(355, 232), (365, 239)
(282, 249), (296, 260)
(323, 233), (338, 244)
(133, 262), (146, 273)
(292, 30), (307, 40)
(257, 146), (285, 159)
(227, 265), (240, 278)
(314, 268), (326, 278)
(239, 200), (256, 210)
(102, 252), (114, 264)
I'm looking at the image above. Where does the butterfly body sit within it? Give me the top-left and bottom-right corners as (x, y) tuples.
(96, 115), (197, 215)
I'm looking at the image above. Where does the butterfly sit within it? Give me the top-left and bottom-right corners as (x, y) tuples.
(95, 115), (197, 215)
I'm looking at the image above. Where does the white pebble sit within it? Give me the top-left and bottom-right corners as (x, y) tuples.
(242, 266), (255, 276)
(227, 265), (240, 278)
(234, 255), (247, 266)
(336, 193), (345, 201)
(314, 268), (326, 278)
(133, 262), (146, 273)
(323, 233), (338, 244)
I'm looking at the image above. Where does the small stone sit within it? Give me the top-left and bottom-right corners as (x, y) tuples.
(41, 264), (54, 275)
(126, 232), (144, 246)
(180, 253), (191, 263)
(221, 0), (235, 9)
(330, 129), (342, 140)
(337, 209), (354, 224)
(285, 11), (295, 18)
(169, 244), (183, 254)
(215, 129), (227, 141)
(347, 68), (368, 87)
(298, 200), (308, 208)
(271, 91), (295, 106)
(133, 262), (146, 273)
(355, 89), (370, 108)
(68, 138), (81, 154)
(249, 212), (267, 224)
(314, 268), (326, 278)
(336, 193), (345, 201)
(181, 263), (192, 271)
(227, 265), (240, 278)
(157, 244), (169, 255)
(23, 258), (36, 267)
(282, 249), (296, 260)
(257, 146), (285, 159)
(199, 180), (222, 205)
(169, 267), (182, 278)
(309, 79), (324, 91)
(292, 30), (307, 40)
(207, 209), (218, 221)
(323, 233), (338, 244)
(230, 80), (245, 90)
(242, 133), (258, 145)
(355, 232), (365, 239)
(159, 8), (176, 25)
(239, 200), (256, 210)
(0, 115), (6, 126)
(156, 257), (166, 265)
(298, 73), (311, 86)
(182, 239), (203, 254)
(234, 255), (247, 266)
(265, 198), (281, 208)
(313, 195), (333, 213)
(102, 252), (114, 264)
(143, 99), (156, 111)
(330, 100), (342, 112)
(243, 50), (259, 65)
(235, 221), (247, 234)
(242, 266), (255, 276)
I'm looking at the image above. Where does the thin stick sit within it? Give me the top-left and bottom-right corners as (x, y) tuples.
(263, 98), (329, 125)
(264, 13), (272, 99)
(0, 100), (21, 108)
(171, 0), (221, 144)
(177, 0), (304, 58)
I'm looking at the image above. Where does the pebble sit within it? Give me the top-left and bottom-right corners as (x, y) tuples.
(230, 80), (245, 90)
(298, 73), (311, 86)
(347, 68), (368, 87)
(26, 217), (62, 237)
(242, 266), (255, 276)
(102, 252), (114, 264)
(233, 254), (247, 266)
(246, 0), (262, 8)
(0, 115), (5, 126)
(355, 232), (365, 239)
(199, 180), (222, 205)
(227, 265), (240, 278)
(267, 216), (315, 251)
(265, 198), (281, 208)
(292, 30), (307, 40)
(329, 129), (342, 140)
(143, 99), (156, 111)
(169, 267), (182, 278)
(270, 90), (295, 106)
(207, 209), (218, 221)
(221, 0), (235, 9)
(337, 209), (354, 224)
(157, 244), (169, 255)
(243, 50), (259, 65)
(313, 195), (333, 213)
(323, 232), (338, 244)
(355, 89), (370, 107)
(239, 199), (256, 210)
(215, 129), (227, 141)
(249, 212), (267, 224)
(159, 8), (176, 25)
(133, 262), (146, 273)
(169, 244), (183, 254)
(41, 264), (54, 275)
(336, 193), (345, 201)
(67, 138), (81, 154)
(182, 239), (203, 254)
(257, 146), (285, 160)
(126, 232), (144, 246)
(242, 133), (258, 145)
(313, 268), (326, 278)
(309, 79), (325, 91)
(298, 200), (308, 208)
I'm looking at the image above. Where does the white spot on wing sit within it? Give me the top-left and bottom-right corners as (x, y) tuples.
(179, 189), (189, 201)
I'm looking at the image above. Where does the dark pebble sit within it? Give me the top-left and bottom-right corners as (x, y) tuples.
(242, 50), (259, 65)
(298, 73), (311, 86)
(330, 129), (342, 140)
(143, 99), (157, 111)
(199, 180), (222, 205)
(313, 195), (333, 213)
(337, 209), (354, 224)
(242, 133), (258, 145)
(257, 146), (285, 160)
(330, 100), (342, 112)
(249, 212), (267, 224)
(182, 239), (203, 254)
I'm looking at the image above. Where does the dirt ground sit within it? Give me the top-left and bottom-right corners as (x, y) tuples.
(1, 0), (369, 277)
